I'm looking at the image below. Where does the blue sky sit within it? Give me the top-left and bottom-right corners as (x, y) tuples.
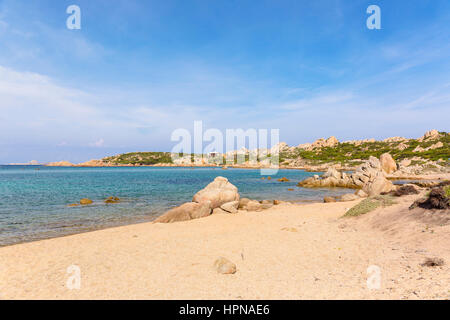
(0, 0), (449, 163)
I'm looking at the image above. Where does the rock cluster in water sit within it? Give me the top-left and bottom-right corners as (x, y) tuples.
(298, 154), (396, 197)
(154, 176), (281, 223)
(105, 196), (120, 204)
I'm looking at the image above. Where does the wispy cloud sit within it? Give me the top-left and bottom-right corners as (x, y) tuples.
(0, 0), (450, 163)
(89, 138), (105, 147)
(0, 65), (229, 149)
(280, 92), (354, 111)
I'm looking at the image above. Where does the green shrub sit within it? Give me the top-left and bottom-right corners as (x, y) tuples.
(344, 195), (397, 217)
(281, 132), (450, 163)
(104, 152), (174, 165)
(344, 198), (381, 217)
(444, 185), (450, 198)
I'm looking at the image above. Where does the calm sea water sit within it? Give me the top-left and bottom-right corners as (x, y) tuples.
(0, 166), (353, 246)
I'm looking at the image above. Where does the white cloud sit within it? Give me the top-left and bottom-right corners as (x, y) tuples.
(0, 62), (448, 163)
(280, 92), (354, 110)
(0, 66), (101, 131)
(0, 65), (217, 148)
(89, 138), (105, 147)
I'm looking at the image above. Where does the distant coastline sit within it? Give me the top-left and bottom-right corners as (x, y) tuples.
(37, 130), (448, 180)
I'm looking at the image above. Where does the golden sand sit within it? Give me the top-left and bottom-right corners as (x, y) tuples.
(0, 195), (448, 300)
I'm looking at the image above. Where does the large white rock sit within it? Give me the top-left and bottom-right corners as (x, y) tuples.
(193, 176), (240, 209)
(363, 173), (395, 196)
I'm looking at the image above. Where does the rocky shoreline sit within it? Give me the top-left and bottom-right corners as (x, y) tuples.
(44, 130), (449, 181)
(297, 154), (396, 195)
(154, 176), (286, 223)
(151, 152), (449, 224)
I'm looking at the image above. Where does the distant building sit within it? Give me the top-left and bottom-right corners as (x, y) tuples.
(208, 152), (220, 158)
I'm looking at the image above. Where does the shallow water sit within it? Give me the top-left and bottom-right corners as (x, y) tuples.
(0, 165), (353, 246)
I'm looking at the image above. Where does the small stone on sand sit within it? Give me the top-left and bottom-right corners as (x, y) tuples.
(214, 257), (237, 274)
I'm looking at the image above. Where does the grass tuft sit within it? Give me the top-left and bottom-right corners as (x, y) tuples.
(344, 195), (397, 217)
(444, 185), (450, 199)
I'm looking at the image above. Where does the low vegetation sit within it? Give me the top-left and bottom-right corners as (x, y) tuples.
(103, 152), (173, 165)
(344, 195), (397, 217)
(101, 131), (449, 167)
(281, 131), (449, 164)
(444, 185), (450, 198)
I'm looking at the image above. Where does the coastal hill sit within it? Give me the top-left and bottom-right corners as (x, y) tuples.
(280, 129), (449, 164)
(46, 130), (449, 171)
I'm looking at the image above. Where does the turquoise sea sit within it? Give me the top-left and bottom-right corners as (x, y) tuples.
(0, 166), (353, 246)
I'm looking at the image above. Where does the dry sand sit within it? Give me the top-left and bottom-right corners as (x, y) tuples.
(0, 195), (449, 300)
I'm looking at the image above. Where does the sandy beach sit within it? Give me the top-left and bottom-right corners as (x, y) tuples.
(1, 0), (449, 303)
(1, 194), (448, 300)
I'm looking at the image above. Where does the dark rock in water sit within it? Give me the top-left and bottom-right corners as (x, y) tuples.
(80, 198), (93, 205)
(105, 196), (120, 204)
(410, 187), (450, 210)
(68, 203), (80, 207)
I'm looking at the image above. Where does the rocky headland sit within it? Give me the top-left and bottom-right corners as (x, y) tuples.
(45, 130), (449, 182)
